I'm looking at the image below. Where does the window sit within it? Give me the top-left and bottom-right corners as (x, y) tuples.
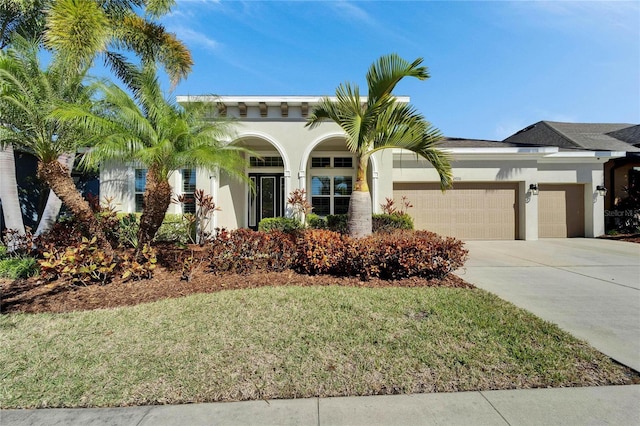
(333, 157), (353, 168)
(134, 169), (147, 212)
(309, 154), (355, 216)
(312, 157), (353, 168)
(311, 157), (330, 168)
(181, 169), (196, 214)
(311, 175), (352, 216)
(250, 156), (284, 167)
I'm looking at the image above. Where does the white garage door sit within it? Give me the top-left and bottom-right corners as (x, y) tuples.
(538, 184), (585, 238)
(393, 182), (519, 240)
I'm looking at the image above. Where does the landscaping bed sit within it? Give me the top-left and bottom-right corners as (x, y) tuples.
(0, 267), (471, 314)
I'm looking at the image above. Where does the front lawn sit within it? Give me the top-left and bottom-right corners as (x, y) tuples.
(0, 285), (632, 408)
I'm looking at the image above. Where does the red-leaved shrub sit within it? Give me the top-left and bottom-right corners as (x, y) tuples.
(294, 229), (347, 275)
(352, 230), (468, 279)
(295, 229), (467, 280)
(207, 228), (296, 274)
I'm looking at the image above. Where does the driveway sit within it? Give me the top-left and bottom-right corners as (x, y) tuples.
(455, 239), (640, 372)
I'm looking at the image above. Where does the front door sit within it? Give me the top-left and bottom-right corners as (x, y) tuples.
(248, 173), (285, 230)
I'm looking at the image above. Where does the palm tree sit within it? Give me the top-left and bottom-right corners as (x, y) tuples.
(0, 37), (114, 256)
(0, 0), (48, 240)
(44, 0), (192, 88)
(1, 0), (192, 237)
(57, 66), (249, 251)
(306, 54), (452, 238)
(0, 144), (25, 245)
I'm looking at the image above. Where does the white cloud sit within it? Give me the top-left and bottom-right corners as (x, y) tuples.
(331, 1), (375, 25)
(509, 1), (640, 36)
(168, 26), (220, 52)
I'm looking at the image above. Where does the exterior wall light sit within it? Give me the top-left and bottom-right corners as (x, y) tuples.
(596, 185), (607, 197)
(529, 184), (539, 195)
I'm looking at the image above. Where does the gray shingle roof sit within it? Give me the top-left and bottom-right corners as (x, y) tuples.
(503, 121), (640, 152)
(607, 125), (640, 147)
(438, 138), (526, 148)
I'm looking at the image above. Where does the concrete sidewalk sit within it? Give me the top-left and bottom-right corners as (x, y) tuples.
(455, 239), (640, 372)
(2, 385), (639, 425)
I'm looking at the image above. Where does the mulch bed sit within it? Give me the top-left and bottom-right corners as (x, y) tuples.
(1, 266), (473, 315)
(598, 233), (640, 244)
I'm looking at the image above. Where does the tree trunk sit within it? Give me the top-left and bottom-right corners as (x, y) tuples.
(136, 167), (172, 252)
(348, 190), (372, 239)
(0, 144), (25, 250)
(35, 152), (75, 236)
(37, 160), (114, 258)
(348, 154), (372, 239)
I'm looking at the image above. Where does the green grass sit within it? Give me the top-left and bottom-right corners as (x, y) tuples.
(0, 286), (629, 408)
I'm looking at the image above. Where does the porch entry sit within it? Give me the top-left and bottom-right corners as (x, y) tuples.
(248, 173), (285, 230)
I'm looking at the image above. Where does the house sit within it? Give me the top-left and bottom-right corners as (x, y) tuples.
(99, 96), (631, 240)
(504, 121), (640, 231)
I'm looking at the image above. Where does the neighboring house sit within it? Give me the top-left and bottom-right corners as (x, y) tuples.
(99, 96), (631, 240)
(504, 121), (640, 230)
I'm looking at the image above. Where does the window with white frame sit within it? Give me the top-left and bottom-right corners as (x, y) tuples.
(134, 168), (147, 212)
(309, 156), (355, 216)
(181, 169), (196, 214)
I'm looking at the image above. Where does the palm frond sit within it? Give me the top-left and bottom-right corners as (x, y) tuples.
(44, 0), (111, 70)
(366, 53), (428, 103)
(113, 14), (192, 86)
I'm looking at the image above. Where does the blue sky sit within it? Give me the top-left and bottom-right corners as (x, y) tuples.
(157, 1), (639, 141)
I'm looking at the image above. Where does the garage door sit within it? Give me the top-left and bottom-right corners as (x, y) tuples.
(538, 184), (584, 238)
(393, 182), (519, 240)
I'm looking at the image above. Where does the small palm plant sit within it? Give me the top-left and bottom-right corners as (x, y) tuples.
(306, 53), (452, 238)
(56, 65), (249, 253)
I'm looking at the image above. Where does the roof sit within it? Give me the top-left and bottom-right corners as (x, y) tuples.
(438, 137), (525, 148)
(606, 125), (640, 148)
(504, 121), (640, 152)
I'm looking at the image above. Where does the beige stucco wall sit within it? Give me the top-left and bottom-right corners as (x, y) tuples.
(99, 97), (618, 239)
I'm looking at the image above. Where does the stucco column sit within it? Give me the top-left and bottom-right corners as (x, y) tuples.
(209, 169), (219, 232)
(588, 168), (606, 237)
(298, 170), (306, 191)
(371, 171), (379, 214)
(523, 181), (539, 240)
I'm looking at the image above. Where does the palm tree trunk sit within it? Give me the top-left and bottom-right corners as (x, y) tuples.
(136, 167), (172, 252)
(0, 144), (25, 250)
(37, 159), (114, 258)
(348, 154), (372, 239)
(35, 152), (75, 236)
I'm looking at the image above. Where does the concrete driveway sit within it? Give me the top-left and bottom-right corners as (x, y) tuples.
(455, 238), (640, 372)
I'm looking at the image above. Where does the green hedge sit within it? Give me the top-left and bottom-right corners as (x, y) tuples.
(114, 213), (196, 245)
(258, 217), (303, 233)
(372, 213), (414, 233)
(155, 214), (196, 244)
(309, 213), (414, 234)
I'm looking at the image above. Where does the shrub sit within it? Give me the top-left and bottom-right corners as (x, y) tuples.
(258, 217), (303, 233)
(118, 213), (140, 248)
(294, 229), (467, 280)
(154, 214), (196, 244)
(306, 214), (327, 229)
(0, 257), (39, 279)
(208, 228), (296, 274)
(38, 237), (116, 286)
(119, 244), (157, 282)
(0, 244), (7, 260)
(372, 213), (414, 233)
(326, 214), (348, 234)
(294, 229), (346, 275)
(322, 213), (414, 235)
(350, 230), (468, 280)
